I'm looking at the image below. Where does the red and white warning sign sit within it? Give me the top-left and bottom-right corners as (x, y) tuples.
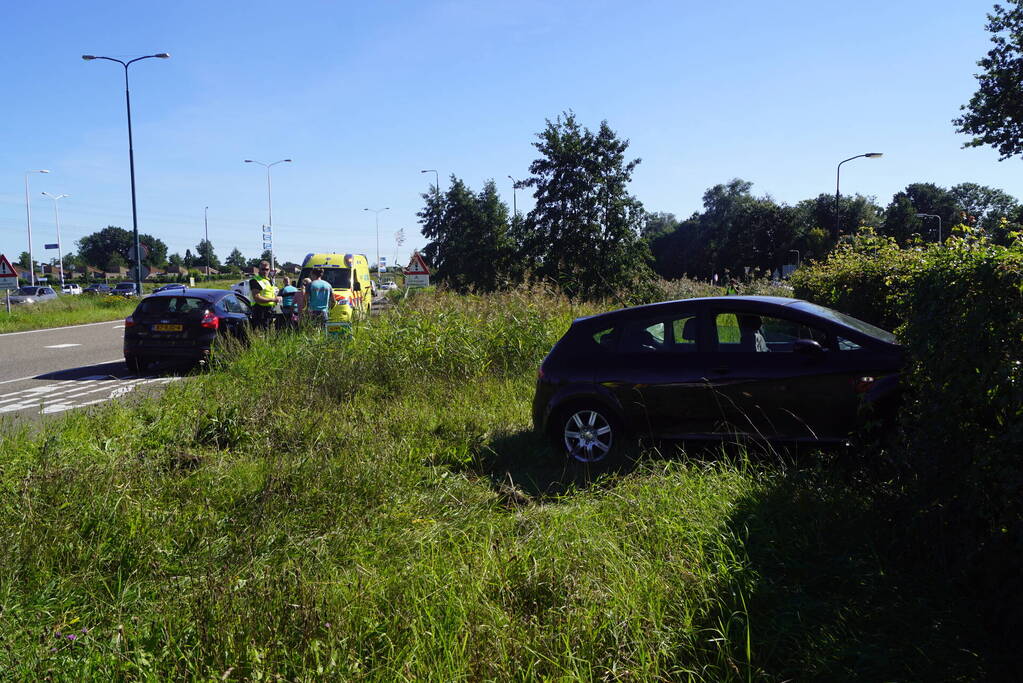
(403, 251), (431, 287)
(0, 254), (20, 291)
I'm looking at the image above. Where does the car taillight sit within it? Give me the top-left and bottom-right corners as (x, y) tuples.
(124, 316), (135, 328)
(200, 310), (220, 329)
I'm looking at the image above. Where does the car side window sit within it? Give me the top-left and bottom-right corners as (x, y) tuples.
(837, 336), (862, 351)
(592, 327), (620, 351)
(621, 320), (666, 353)
(715, 312), (828, 352)
(670, 315), (699, 351)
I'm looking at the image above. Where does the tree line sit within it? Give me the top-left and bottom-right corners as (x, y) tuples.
(418, 111), (1023, 297)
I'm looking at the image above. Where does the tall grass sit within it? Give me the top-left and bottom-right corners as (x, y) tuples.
(0, 295), (137, 334)
(0, 289), (984, 679)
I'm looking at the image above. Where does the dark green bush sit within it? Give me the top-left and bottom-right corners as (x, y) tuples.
(791, 227), (1023, 653)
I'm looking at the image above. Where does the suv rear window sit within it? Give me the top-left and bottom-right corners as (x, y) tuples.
(135, 296), (208, 317)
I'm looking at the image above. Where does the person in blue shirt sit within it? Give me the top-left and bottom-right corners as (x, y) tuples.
(279, 277), (299, 328)
(303, 269), (334, 331)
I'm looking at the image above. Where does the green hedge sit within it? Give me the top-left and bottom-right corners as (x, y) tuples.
(791, 228), (1023, 644)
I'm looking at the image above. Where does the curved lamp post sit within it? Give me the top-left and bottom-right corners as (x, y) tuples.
(83, 52), (170, 292)
(835, 152), (883, 240)
(363, 207), (390, 276)
(24, 169), (50, 285)
(244, 158), (291, 274)
(420, 169), (440, 198)
(917, 213), (942, 243)
(507, 175), (520, 217)
(41, 192), (69, 287)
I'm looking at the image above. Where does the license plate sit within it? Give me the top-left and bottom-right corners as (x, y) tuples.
(153, 324), (183, 332)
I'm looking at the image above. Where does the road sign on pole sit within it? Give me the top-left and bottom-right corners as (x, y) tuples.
(403, 250), (430, 287)
(0, 254), (20, 292)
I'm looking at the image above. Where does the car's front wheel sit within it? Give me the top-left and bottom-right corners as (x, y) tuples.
(555, 404), (622, 464)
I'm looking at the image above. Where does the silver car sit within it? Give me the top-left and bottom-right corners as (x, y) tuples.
(9, 286), (59, 305)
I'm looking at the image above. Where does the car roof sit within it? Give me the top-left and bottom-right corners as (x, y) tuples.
(145, 288), (231, 300)
(573, 296), (804, 324)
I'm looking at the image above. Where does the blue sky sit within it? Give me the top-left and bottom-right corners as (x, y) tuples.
(1, 0), (1019, 269)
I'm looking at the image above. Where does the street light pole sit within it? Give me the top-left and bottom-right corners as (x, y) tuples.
(41, 192), (69, 287)
(363, 207), (390, 277)
(917, 213), (943, 243)
(83, 53), (170, 293)
(420, 169), (440, 198)
(834, 152), (883, 241)
(204, 205), (210, 280)
(507, 175), (519, 216)
(244, 158), (291, 277)
(24, 169), (50, 285)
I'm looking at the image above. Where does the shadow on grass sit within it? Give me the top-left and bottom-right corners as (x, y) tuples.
(712, 461), (988, 681)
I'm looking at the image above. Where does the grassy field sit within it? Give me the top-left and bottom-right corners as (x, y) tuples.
(0, 295), (137, 334)
(0, 290), (987, 680)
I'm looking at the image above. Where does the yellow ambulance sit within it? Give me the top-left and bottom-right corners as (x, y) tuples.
(299, 253), (372, 335)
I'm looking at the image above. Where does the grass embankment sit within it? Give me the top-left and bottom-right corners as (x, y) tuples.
(0, 295), (137, 334)
(0, 291), (984, 679)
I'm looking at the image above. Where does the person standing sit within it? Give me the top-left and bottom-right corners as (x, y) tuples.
(249, 261), (280, 329)
(304, 268), (333, 331)
(279, 276), (299, 328)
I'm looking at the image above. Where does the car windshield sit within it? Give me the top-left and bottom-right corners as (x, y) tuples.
(15, 287), (40, 296)
(790, 301), (898, 344)
(299, 267), (352, 289)
(135, 296), (208, 317)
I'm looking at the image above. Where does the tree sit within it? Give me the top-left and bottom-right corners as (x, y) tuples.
(954, 1), (1023, 160)
(225, 247), (247, 269)
(519, 112), (650, 298)
(418, 176), (516, 292)
(168, 253), (184, 267)
(183, 249), (196, 268)
(17, 252), (31, 271)
(882, 183), (959, 244)
(76, 226), (167, 270)
(642, 212), (679, 240)
(949, 182), (1020, 240)
(194, 239), (221, 271)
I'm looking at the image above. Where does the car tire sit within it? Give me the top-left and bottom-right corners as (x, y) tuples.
(554, 404), (624, 464)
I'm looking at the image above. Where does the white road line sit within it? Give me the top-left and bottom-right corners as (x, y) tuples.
(44, 344), (82, 349)
(0, 320), (125, 337)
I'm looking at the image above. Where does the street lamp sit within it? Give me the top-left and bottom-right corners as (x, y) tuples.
(420, 169), (440, 197)
(244, 158), (291, 275)
(507, 175), (520, 217)
(24, 169), (50, 285)
(363, 207), (390, 277)
(41, 192), (69, 287)
(835, 152), (883, 240)
(83, 52), (170, 293)
(204, 206), (210, 279)
(917, 213), (943, 243)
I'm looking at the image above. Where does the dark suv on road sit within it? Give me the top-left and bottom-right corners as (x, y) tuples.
(534, 296), (905, 463)
(123, 289), (252, 372)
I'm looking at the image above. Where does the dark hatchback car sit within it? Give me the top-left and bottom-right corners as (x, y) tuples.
(83, 284), (112, 295)
(533, 296), (905, 463)
(123, 289), (252, 372)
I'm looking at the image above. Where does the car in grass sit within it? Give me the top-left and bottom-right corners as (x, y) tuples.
(379, 281), (398, 291)
(533, 296), (905, 463)
(61, 283), (83, 295)
(83, 284), (113, 295)
(112, 282), (140, 297)
(123, 289), (253, 373)
(8, 286), (59, 305)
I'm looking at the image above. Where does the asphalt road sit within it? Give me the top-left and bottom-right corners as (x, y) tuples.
(0, 319), (179, 422)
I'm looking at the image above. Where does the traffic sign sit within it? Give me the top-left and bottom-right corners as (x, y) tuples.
(404, 251), (430, 276)
(44, 243), (59, 250)
(0, 254), (20, 291)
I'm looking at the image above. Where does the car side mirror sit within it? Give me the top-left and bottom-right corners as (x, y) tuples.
(793, 339), (824, 354)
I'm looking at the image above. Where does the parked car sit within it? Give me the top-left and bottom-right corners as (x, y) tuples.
(61, 284), (83, 295)
(153, 283), (187, 293)
(379, 281), (398, 291)
(123, 289), (253, 372)
(533, 296), (905, 463)
(112, 282), (140, 297)
(83, 284), (113, 295)
(8, 286), (59, 305)
(230, 279), (253, 303)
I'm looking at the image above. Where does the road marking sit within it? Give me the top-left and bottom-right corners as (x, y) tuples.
(113, 325), (124, 329)
(44, 344), (82, 349)
(0, 320), (125, 337)
(0, 359), (124, 386)
(0, 376), (180, 415)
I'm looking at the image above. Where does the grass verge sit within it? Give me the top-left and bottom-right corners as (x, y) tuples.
(0, 295), (137, 334)
(0, 290), (987, 679)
